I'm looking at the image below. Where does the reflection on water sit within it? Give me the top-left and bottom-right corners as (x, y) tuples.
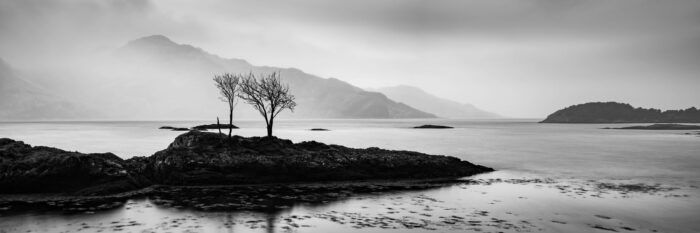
(1, 120), (699, 232)
(1, 171), (698, 232)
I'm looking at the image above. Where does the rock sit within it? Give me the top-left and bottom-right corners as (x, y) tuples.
(0, 139), (147, 195)
(0, 131), (492, 195)
(603, 124), (700, 130)
(141, 131), (492, 185)
(413, 125), (453, 129)
(192, 124), (238, 130)
(310, 128), (330, 131)
(159, 126), (190, 131)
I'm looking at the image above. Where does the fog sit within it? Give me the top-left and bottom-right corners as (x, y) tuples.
(1, 0), (699, 118)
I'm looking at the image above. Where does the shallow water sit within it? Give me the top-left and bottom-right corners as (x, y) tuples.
(1, 119), (699, 232)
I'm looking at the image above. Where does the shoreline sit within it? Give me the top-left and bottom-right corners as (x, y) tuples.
(1, 171), (696, 232)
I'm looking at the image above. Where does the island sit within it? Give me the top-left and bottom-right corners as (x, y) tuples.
(159, 126), (189, 130)
(309, 128), (330, 131)
(413, 125), (454, 129)
(0, 131), (492, 211)
(603, 124), (700, 130)
(192, 123), (238, 130)
(541, 102), (700, 123)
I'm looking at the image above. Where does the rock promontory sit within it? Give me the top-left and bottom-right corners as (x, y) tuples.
(138, 131), (492, 185)
(0, 131), (493, 195)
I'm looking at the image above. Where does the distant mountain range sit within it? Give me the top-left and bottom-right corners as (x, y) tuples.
(541, 102), (700, 123)
(1, 35), (500, 120)
(0, 59), (85, 120)
(374, 85), (499, 119)
(110, 35), (435, 119)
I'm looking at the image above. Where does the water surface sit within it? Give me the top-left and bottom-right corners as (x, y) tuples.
(1, 120), (698, 232)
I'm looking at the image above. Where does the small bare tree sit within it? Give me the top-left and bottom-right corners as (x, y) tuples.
(238, 72), (296, 137)
(213, 73), (241, 138)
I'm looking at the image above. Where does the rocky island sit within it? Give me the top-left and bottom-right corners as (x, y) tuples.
(0, 131), (492, 211)
(192, 123), (238, 130)
(603, 124), (700, 130)
(413, 125), (454, 129)
(541, 102), (700, 123)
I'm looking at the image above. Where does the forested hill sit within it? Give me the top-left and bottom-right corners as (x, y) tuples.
(541, 102), (700, 123)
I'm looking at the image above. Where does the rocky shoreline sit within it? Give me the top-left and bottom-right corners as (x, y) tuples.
(603, 123), (700, 130)
(0, 131), (492, 212)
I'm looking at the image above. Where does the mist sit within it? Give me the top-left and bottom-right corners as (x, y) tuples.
(1, 0), (699, 118)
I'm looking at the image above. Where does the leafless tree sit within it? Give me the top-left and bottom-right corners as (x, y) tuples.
(238, 72), (296, 137)
(213, 73), (241, 138)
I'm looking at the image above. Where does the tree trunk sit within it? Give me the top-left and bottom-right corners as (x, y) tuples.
(266, 118), (273, 137)
(228, 108), (233, 139)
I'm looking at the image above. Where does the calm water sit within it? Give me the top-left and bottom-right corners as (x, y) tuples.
(1, 119), (699, 232)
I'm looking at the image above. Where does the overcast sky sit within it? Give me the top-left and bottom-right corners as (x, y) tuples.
(1, 0), (699, 117)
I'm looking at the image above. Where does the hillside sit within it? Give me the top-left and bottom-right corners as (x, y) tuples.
(0, 58), (83, 120)
(110, 35), (435, 119)
(541, 102), (700, 123)
(375, 85), (499, 119)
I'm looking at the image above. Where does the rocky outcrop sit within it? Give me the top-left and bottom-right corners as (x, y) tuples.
(159, 126), (190, 131)
(192, 124), (238, 130)
(0, 131), (492, 195)
(603, 124), (700, 130)
(413, 125), (453, 129)
(0, 139), (146, 195)
(541, 102), (700, 123)
(139, 131), (492, 185)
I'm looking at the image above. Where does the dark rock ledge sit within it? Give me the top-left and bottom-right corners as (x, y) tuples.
(159, 124), (238, 131)
(191, 124), (238, 130)
(0, 131), (492, 212)
(413, 124), (454, 129)
(602, 123), (700, 130)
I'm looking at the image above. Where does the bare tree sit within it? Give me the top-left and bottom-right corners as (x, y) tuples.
(238, 72), (296, 137)
(213, 73), (241, 138)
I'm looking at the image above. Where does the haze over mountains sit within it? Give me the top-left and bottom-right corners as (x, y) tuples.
(0, 59), (85, 120)
(114, 35), (436, 119)
(0, 35), (509, 120)
(375, 86), (499, 119)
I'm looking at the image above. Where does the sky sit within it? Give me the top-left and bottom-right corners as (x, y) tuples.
(1, 0), (699, 118)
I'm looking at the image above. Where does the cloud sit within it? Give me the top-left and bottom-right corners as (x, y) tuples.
(1, 0), (699, 117)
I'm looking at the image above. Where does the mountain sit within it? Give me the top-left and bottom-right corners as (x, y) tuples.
(541, 102), (700, 123)
(0, 58), (84, 120)
(374, 85), (499, 119)
(105, 35), (435, 119)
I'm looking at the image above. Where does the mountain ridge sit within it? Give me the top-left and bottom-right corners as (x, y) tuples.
(110, 35), (436, 119)
(541, 102), (700, 123)
(0, 58), (87, 120)
(374, 85), (499, 119)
